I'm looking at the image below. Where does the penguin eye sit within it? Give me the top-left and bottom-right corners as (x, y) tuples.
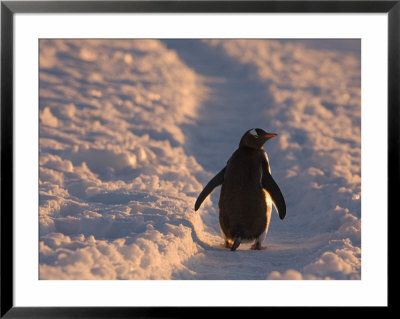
(255, 128), (265, 136)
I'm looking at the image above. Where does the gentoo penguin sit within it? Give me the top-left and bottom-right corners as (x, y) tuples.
(194, 128), (286, 251)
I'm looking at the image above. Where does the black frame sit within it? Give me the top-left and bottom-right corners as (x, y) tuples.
(1, 1), (396, 317)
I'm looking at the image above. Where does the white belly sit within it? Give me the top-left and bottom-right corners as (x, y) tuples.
(257, 189), (273, 243)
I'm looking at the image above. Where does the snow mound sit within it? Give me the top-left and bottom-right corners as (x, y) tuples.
(39, 39), (206, 279)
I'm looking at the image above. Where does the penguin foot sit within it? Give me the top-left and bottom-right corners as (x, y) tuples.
(220, 241), (232, 249)
(250, 243), (267, 250)
(219, 240), (232, 249)
(230, 237), (241, 251)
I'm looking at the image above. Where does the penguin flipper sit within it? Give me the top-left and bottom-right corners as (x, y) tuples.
(261, 165), (286, 220)
(194, 167), (226, 211)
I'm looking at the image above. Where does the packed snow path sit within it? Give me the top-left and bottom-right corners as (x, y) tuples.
(39, 39), (361, 280)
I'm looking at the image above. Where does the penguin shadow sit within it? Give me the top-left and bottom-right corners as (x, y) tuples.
(168, 217), (224, 252)
(178, 209), (263, 253)
(181, 211), (293, 253)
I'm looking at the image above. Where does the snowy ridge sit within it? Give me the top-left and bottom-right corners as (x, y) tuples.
(39, 39), (361, 280)
(39, 39), (206, 279)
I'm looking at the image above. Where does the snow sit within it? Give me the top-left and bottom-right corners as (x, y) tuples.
(39, 39), (361, 280)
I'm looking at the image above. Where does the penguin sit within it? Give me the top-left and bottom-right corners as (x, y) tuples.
(194, 128), (286, 251)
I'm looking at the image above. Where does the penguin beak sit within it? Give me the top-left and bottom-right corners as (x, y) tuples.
(264, 133), (277, 139)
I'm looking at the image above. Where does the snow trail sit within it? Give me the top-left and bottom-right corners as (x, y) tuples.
(165, 39), (361, 279)
(39, 39), (361, 280)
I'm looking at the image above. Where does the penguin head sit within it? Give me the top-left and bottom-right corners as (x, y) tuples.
(239, 128), (277, 150)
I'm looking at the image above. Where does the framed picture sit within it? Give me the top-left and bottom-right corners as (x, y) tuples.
(1, 0), (395, 316)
